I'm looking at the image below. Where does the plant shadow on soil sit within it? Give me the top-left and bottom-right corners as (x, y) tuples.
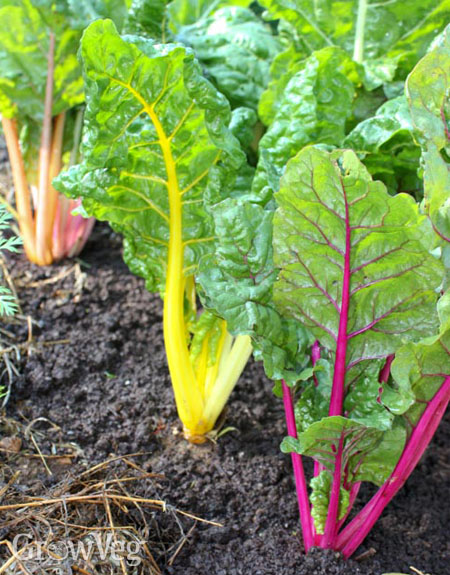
(2, 224), (449, 575)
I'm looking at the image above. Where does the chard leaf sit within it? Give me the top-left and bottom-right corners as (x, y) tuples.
(258, 44), (305, 125)
(344, 97), (421, 196)
(189, 310), (226, 368)
(391, 327), (450, 431)
(258, 0), (450, 89)
(54, 19), (245, 294)
(353, 420), (407, 485)
(0, 0), (84, 119)
(296, 356), (398, 432)
(124, 0), (171, 41)
(406, 25), (450, 242)
(406, 25), (450, 150)
(253, 47), (360, 198)
(438, 290), (450, 332)
(421, 147), (450, 243)
(197, 198), (311, 385)
(343, 360), (393, 430)
(0, 0), (132, 121)
(310, 470), (350, 535)
(61, 0), (130, 31)
(273, 147), (443, 395)
(167, 0), (250, 31)
(294, 371), (330, 432)
(229, 107), (258, 151)
(175, 7), (281, 109)
(281, 415), (406, 486)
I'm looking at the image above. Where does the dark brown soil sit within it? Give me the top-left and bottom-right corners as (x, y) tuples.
(2, 224), (449, 575)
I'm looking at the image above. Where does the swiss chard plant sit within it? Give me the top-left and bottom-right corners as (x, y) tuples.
(0, 0), (132, 265)
(196, 7), (450, 559)
(274, 147), (448, 555)
(200, 145), (449, 555)
(54, 19), (256, 442)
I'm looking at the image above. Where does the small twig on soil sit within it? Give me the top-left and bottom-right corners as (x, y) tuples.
(104, 495), (129, 575)
(0, 471), (20, 500)
(410, 568), (430, 575)
(0, 339), (71, 357)
(26, 315), (32, 344)
(20, 264), (78, 288)
(29, 432), (53, 476)
(167, 520), (197, 566)
(354, 547), (376, 561)
(79, 452), (153, 478)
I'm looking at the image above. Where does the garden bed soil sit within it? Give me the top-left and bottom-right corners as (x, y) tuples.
(2, 224), (449, 575)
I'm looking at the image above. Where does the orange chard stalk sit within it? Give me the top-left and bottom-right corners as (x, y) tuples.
(1, 116), (36, 262)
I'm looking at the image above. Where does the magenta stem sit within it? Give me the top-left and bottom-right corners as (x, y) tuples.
(312, 340), (321, 369)
(329, 186), (351, 417)
(431, 219), (450, 243)
(319, 184), (351, 547)
(312, 340), (323, 486)
(337, 376), (450, 557)
(379, 354), (394, 383)
(282, 380), (314, 552)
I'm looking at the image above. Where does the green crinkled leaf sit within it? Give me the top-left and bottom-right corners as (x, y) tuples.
(189, 309), (225, 368)
(406, 25), (450, 242)
(229, 107), (258, 151)
(295, 352), (403, 431)
(197, 198), (311, 385)
(281, 415), (406, 486)
(406, 25), (450, 150)
(258, 44), (305, 125)
(391, 328), (450, 431)
(61, 0), (131, 31)
(344, 360), (394, 430)
(175, 7), (281, 110)
(421, 146), (450, 242)
(353, 421), (406, 485)
(0, 0), (83, 119)
(54, 19), (245, 294)
(167, 0), (250, 31)
(252, 47), (360, 198)
(123, 0), (171, 41)
(258, 0), (450, 89)
(344, 96), (422, 196)
(273, 147), (443, 400)
(294, 368), (330, 432)
(438, 290), (450, 333)
(0, 0), (131, 121)
(310, 470), (350, 535)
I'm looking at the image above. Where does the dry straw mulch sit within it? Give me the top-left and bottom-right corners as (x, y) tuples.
(0, 452), (220, 574)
